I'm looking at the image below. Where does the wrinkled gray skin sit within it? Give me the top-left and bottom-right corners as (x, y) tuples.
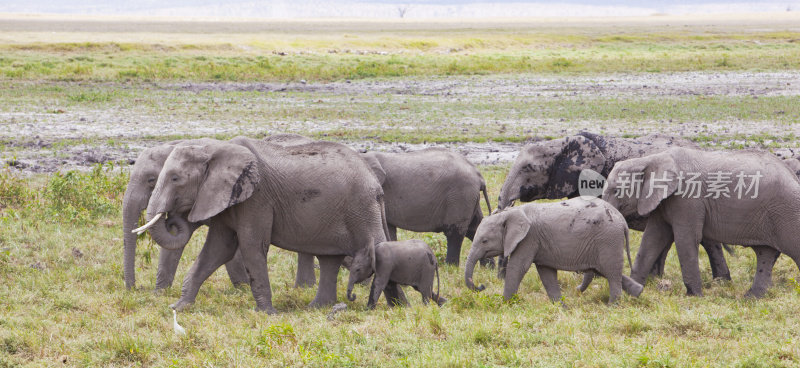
(143, 137), (392, 313)
(122, 140), (248, 290)
(603, 147), (800, 297)
(361, 148), (491, 266)
(465, 198), (643, 304)
(496, 132), (730, 281)
(782, 156), (800, 177)
(367, 240), (446, 309)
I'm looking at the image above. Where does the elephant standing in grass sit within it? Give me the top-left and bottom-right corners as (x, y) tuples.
(603, 147), (800, 297)
(122, 140), (248, 290)
(135, 137), (393, 313)
(122, 134), (318, 291)
(361, 148), (492, 266)
(495, 132), (731, 281)
(465, 198), (643, 304)
(367, 240), (446, 308)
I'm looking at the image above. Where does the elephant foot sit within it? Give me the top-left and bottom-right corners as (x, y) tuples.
(170, 299), (194, 312)
(308, 298), (337, 308)
(152, 287), (168, 295)
(683, 282), (703, 297)
(744, 287), (768, 299)
(255, 305), (278, 314)
(622, 275), (644, 297)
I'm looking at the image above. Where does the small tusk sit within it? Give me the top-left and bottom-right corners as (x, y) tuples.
(132, 212), (163, 234)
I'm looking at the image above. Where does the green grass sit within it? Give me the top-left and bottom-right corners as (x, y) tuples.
(2, 165), (800, 366)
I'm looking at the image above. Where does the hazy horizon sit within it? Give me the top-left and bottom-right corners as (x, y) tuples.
(2, 0), (799, 18)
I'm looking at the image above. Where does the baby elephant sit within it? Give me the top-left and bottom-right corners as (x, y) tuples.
(367, 240), (446, 308)
(465, 198), (643, 304)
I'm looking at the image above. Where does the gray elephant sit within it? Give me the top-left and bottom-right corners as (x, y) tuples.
(361, 148), (491, 266)
(465, 198), (644, 304)
(495, 132), (731, 280)
(122, 140), (249, 290)
(602, 147), (800, 297)
(122, 134), (318, 291)
(365, 239), (446, 309)
(134, 137), (392, 313)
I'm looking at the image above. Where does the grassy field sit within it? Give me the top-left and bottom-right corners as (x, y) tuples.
(2, 13), (800, 367)
(2, 165), (800, 367)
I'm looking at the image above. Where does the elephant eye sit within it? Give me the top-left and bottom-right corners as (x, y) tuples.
(147, 177), (156, 185)
(171, 175), (179, 182)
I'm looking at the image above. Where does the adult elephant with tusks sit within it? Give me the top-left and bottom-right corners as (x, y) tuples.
(603, 147), (800, 297)
(122, 134), (319, 291)
(495, 132), (731, 281)
(134, 137), (394, 313)
(361, 148), (492, 266)
(122, 139), (249, 290)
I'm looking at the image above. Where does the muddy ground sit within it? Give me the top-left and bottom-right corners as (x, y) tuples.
(2, 71), (799, 173)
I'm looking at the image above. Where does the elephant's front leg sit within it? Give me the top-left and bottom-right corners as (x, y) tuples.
(673, 231), (704, 296)
(295, 253), (317, 288)
(502, 254), (534, 300)
(172, 224), (238, 311)
(367, 272), (389, 309)
(744, 245), (780, 298)
(535, 265), (562, 303)
(310, 255), (344, 308)
(224, 248), (250, 287)
(155, 247), (186, 291)
(631, 213), (674, 284)
(701, 240), (731, 281)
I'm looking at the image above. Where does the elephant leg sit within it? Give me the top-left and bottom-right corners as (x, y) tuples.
(607, 275), (623, 305)
(155, 247), (186, 290)
(649, 245), (670, 277)
(701, 240), (731, 281)
(622, 275), (644, 297)
(384, 282), (409, 307)
(367, 273), (389, 309)
(744, 245), (780, 298)
(171, 225), (237, 311)
(673, 232), (703, 296)
(497, 256), (508, 280)
(310, 255), (344, 308)
(577, 271), (594, 292)
(224, 247), (250, 287)
(502, 254), (533, 300)
(631, 213), (674, 284)
(535, 265), (562, 303)
(294, 253), (317, 288)
(444, 230), (465, 266)
(387, 224), (398, 241)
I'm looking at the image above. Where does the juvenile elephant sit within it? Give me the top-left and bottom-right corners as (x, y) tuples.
(495, 132), (731, 280)
(602, 147), (800, 297)
(122, 140), (249, 290)
(361, 148), (491, 266)
(366, 240), (446, 308)
(135, 137), (392, 313)
(465, 198), (643, 304)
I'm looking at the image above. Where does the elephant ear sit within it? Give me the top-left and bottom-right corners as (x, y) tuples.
(502, 209), (532, 258)
(188, 143), (260, 222)
(548, 135), (607, 197)
(361, 153), (386, 186)
(637, 154), (680, 216)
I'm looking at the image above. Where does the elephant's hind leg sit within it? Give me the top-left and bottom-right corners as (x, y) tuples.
(310, 255), (345, 308)
(294, 253), (317, 288)
(744, 245), (780, 298)
(621, 275), (644, 297)
(577, 271), (594, 292)
(443, 230), (465, 266)
(535, 265), (562, 304)
(384, 282), (409, 307)
(224, 248), (250, 287)
(702, 240), (731, 281)
(606, 275), (623, 305)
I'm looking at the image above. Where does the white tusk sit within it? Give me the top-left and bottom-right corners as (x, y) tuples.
(132, 212), (164, 235)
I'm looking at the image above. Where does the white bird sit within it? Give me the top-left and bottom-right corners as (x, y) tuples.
(172, 309), (186, 336)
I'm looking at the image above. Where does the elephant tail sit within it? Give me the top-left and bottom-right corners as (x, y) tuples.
(435, 260), (440, 303)
(480, 180), (492, 213)
(378, 194), (391, 242)
(623, 227), (632, 269)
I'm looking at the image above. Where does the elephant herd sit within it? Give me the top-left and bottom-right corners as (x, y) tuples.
(123, 132), (800, 312)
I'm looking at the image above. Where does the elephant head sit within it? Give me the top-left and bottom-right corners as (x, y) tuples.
(122, 143), (200, 289)
(359, 152), (387, 186)
(136, 141), (259, 246)
(465, 208), (531, 291)
(497, 135), (606, 209)
(601, 153), (680, 218)
(346, 244), (376, 301)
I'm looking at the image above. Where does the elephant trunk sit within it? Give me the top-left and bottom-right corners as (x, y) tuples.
(465, 251), (486, 292)
(122, 185), (146, 289)
(497, 172), (520, 210)
(147, 212), (197, 251)
(347, 281), (357, 301)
